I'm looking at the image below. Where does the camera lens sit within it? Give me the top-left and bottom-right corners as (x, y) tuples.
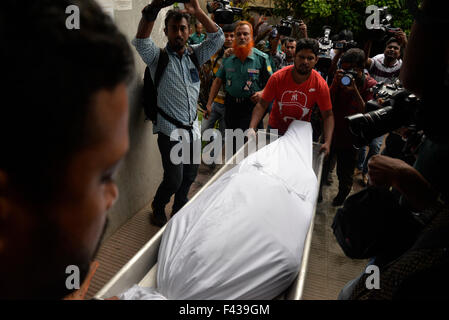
(341, 75), (352, 86)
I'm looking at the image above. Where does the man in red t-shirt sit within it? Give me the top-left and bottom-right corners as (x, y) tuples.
(249, 38), (334, 156)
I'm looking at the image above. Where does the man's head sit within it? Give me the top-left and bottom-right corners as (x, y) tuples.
(384, 37), (401, 62)
(338, 29), (354, 42)
(233, 21), (254, 61)
(222, 24), (235, 49)
(195, 22), (203, 35)
(0, 0), (134, 299)
(340, 48), (366, 87)
(164, 10), (191, 52)
(284, 38), (297, 60)
(268, 28), (280, 51)
(293, 38), (319, 75)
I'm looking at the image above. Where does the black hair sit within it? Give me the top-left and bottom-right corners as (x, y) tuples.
(285, 38), (297, 44)
(295, 38), (319, 56)
(222, 24), (235, 33)
(340, 48), (366, 69)
(165, 9), (191, 29)
(386, 37), (400, 47)
(338, 29), (354, 41)
(0, 0), (134, 201)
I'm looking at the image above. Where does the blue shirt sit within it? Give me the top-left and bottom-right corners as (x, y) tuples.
(132, 27), (224, 140)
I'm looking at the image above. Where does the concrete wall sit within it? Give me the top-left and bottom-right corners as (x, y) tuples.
(101, 0), (171, 240)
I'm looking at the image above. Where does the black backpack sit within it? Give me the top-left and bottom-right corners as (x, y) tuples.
(142, 47), (200, 130)
(332, 186), (423, 260)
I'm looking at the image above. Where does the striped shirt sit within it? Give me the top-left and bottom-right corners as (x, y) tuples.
(132, 27), (224, 140)
(369, 54), (402, 84)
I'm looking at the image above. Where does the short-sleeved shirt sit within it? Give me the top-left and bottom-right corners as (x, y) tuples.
(216, 48), (273, 98)
(188, 32), (206, 45)
(331, 74), (377, 149)
(262, 66), (332, 135)
(369, 54), (402, 83)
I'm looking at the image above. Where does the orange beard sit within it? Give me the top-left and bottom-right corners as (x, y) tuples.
(233, 40), (254, 62)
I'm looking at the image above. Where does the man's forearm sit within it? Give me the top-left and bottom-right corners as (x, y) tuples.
(194, 9), (217, 33)
(136, 17), (155, 39)
(322, 112), (334, 145)
(207, 78), (222, 106)
(353, 90), (365, 113)
(249, 101), (268, 129)
(136, 3), (161, 39)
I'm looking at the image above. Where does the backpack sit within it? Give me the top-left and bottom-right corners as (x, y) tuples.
(142, 46), (200, 130)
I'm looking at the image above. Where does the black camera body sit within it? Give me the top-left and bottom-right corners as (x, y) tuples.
(340, 69), (358, 87)
(346, 80), (421, 147)
(206, 0), (242, 25)
(274, 16), (302, 37)
(333, 40), (358, 52)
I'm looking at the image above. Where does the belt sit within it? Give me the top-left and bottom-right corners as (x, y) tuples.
(227, 96), (251, 104)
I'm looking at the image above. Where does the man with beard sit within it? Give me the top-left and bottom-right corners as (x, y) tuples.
(322, 48), (377, 206)
(249, 38), (334, 156)
(133, 0), (224, 226)
(208, 21), (273, 134)
(0, 0), (134, 299)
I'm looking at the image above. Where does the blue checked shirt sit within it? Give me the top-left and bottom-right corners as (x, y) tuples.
(132, 26), (224, 141)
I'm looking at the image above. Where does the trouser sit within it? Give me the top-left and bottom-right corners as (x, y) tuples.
(224, 95), (263, 155)
(357, 135), (384, 174)
(201, 102), (225, 160)
(224, 95), (263, 131)
(153, 132), (200, 214)
(321, 146), (358, 197)
(201, 101), (226, 139)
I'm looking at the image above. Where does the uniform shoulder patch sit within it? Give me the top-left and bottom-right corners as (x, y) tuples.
(253, 48), (269, 59)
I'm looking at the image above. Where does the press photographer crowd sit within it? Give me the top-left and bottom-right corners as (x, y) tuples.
(1, 0), (449, 301)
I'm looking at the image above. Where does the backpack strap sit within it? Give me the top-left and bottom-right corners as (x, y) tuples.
(154, 48), (169, 88)
(187, 46), (200, 72)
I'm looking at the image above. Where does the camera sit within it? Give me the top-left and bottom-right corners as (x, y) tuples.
(346, 85), (421, 147)
(317, 26), (333, 59)
(206, 0), (242, 25)
(333, 40), (358, 52)
(340, 69), (358, 86)
(274, 16), (302, 37)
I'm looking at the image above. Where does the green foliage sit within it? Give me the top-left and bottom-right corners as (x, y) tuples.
(272, 0), (419, 42)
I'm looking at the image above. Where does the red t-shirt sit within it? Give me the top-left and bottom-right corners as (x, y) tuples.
(262, 66), (332, 135)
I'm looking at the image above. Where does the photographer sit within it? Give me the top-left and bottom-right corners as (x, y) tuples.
(321, 48), (377, 206)
(355, 35), (407, 184)
(339, 0), (449, 299)
(327, 29), (355, 84)
(133, 0), (224, 226)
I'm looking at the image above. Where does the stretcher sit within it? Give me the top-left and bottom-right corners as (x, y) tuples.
(94, 132), (324, 300)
